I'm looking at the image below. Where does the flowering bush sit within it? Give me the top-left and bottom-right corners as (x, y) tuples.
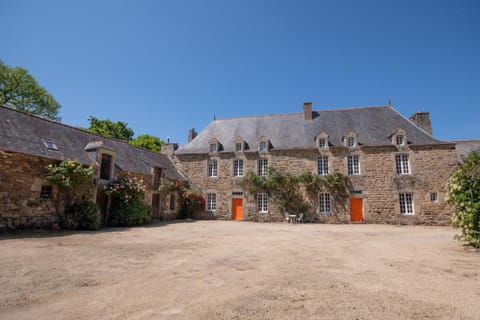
(105, 176), (146, 204)
(181, 189), (206, 218)
(446, 152), (480, 248)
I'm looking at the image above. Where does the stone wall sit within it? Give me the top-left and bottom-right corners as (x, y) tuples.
(0, 151), (94, 230)
(175, 144), (458, 225)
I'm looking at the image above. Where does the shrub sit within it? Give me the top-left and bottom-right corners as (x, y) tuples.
(109, 200), (151, 226)
(71, 201), (101, 230)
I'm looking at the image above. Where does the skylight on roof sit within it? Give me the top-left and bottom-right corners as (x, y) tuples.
(43, 140), (58, 151)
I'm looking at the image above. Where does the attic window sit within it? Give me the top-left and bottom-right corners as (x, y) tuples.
(347, 137), (356, 148)
(43, 140), (58, 151)
(396, 135), (404, 146)
(235, 142), (243, 152)
(318, 138), (326, 149)
(259, 141), (268, 152)
(209, 143), (218, 153)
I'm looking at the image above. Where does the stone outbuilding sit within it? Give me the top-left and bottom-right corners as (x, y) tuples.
(0, 105), (185, 230)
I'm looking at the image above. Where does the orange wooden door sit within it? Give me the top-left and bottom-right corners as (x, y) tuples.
(232, 198), (243, 220)
(350, 198), (363, 222)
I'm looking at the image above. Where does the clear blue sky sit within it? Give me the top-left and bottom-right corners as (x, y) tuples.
(2, 0), (479, 144)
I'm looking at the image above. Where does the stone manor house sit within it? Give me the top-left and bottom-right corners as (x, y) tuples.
(0, 102), (476, 229)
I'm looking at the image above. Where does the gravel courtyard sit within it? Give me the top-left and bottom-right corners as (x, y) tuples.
(0, 221), (479, 320)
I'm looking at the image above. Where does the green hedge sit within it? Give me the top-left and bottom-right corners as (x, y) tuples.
(109, 200), (151, 226)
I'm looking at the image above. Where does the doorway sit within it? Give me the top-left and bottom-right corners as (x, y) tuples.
(231, 198), (243, 220)
(349, 198), (363, 222)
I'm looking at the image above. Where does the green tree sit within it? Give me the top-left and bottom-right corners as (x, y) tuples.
(87, 116), (134, 141)
(446, 151), (480, 248)
(131, 134), (165, 152)
(0, 60), (61, 120)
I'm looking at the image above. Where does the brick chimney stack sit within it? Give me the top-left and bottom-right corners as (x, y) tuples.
(303, 102), (313, 121)
(409, 110), (432, 135)
(188, 128), (197, 142)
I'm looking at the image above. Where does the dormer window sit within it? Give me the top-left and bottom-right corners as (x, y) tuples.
(390, 129), (407, 147)
(259, 141), (267, 152)
(258, 136), (270, 152)
(235, 142), (243, 152)
(209, 138), (221, 153)
(396, 135), (404, 146)
(43, 140), (58, 151)
(210, 143), (217, 153)
(318, 138), (326, 148)
(343, 130), (358, 148)
(347, 137), (355, 147)
(315, 132), (329, 150)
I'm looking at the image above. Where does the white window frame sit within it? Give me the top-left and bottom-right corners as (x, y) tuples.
(347, 155), (360, 176)
(319, 192), (331, 214)
(233, 159), (244, 177)
(430, 192), (438, 203)
(317, 156), (329, 175)
(209, 143), (218, 153)
(258, 158), (268, 176)
(395, 135), (405, 146)
(259, 141), (268, 152)
(235, 142), (243, 152)
(257, 193), (268, 213)
(395, 154), (410, 175)
(208, 159), (218, 177)
(207, 193), (217, 211)
(318, 138), (326, 149)
(347, 136), (356, 148)
(399, 193), (414, 215)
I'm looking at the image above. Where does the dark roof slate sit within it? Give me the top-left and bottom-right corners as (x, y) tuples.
(453, 140), (480, 162)
(0, 106), (184, 180)
(177, 105), (450, 154)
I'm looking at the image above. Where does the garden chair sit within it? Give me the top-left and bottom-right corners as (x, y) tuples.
(295, 213), (304, 223)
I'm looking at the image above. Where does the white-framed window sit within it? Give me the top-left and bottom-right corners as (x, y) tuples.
(258, 159), (268, 176)
(209, 143), (217, 153)
(347, 155), (360, 176)
(319, 193), (331, 214)
(395, 154), (410, 175)
(208, 159), (218, 177)
(259, 141), (268, 152)
(318, 138), (326, 149)
(430, 192), (438, 203)
(235, 142), (243, 152)
(317, 156), (329, 175)
(396, 135), (404, 146)
(233, 159), (244, 177)
(347, 136), (356, 148)
(399, 193), (414, 215)
(207, 193), (216, 211)
(257, 193), (268, 213)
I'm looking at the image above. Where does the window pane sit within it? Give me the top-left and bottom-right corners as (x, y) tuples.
(258, 159), (268, 176)
(233, 160), (244, 177)
(207, 193), (216, 211)
(399, 193), (414, 215)
(318, 156), (329, 175)
(319, 193), (331, 213)
(257, 193), (268, 213)
(208, 160), (218, 177)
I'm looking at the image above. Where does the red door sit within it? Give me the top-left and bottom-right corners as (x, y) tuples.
(232, 198), (243, 220)
(350, 198), (363, 222)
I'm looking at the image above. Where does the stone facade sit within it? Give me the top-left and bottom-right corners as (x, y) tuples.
(175, 143), (458, 225)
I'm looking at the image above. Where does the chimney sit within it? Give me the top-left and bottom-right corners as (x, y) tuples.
(161, 142), (179, 160)
(409, 110), (432, 135)
(303, 102), (313, 121)
(188, 128), (197, 142)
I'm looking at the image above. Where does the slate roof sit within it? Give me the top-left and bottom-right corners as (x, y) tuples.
(0, 106), (184, 180)
(453, 140), (480, 162)
(176, 105), (452, 154)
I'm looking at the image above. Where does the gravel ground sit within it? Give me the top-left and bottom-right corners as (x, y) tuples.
(0, 221), (479, 320)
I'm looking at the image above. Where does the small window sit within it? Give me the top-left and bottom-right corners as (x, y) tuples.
(399, 193), (414, 215)
(318, 138), (326, 149)
(259, 141), (268, 152)
(351, 190), (363, 195)
(430, 192), (438, 203)
(169, 194), (176, 211)
(347, 137), (356, 148)
(232, 191), (243, 196)
(233, 159), (244, 177)
(396, 135), (404, 146)
(207, 193), (217, 211)
(258, 159), (268, 176)
(208, 160), (218, 177)
(317, 156), (329, 175)
(347, 155), (360, 176)
(319, 193), (331, 214)
(209, 143), (217, 153)
(43, 140), (58, 151)
(257, 193), (268, 213)
(235, 142), (243, 152)
(100, 154), (112, 180)
(40, 185), (53, 199)
(395, 154), (410, 175)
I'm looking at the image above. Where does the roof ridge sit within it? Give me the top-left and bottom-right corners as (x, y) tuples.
(212, 104), (391, 121)
(0, 105), (166, 157)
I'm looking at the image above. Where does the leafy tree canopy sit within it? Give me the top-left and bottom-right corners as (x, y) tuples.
(0, 60), (61, 121)
(87, 116), (134, 141)
(131, 134), (165, 152)
(446, 151), (480, 248)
